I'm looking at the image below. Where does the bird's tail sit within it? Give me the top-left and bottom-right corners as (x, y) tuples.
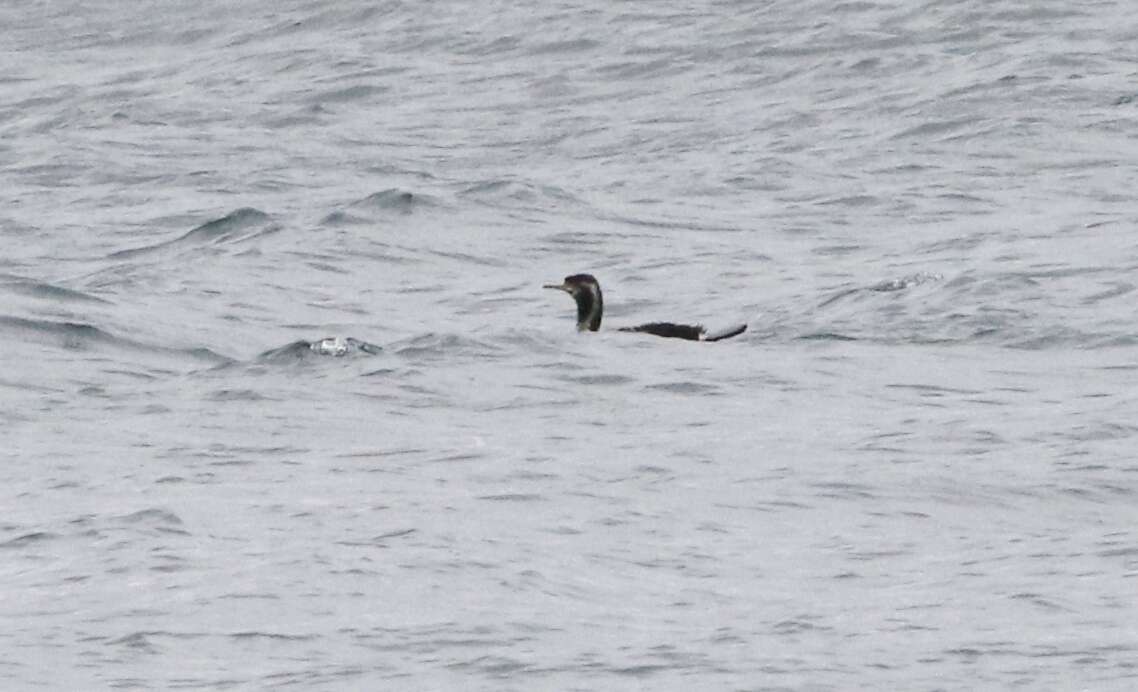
(702, 323), (748, 342)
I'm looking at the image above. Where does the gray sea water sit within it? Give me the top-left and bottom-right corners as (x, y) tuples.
(4, 1), (1138, 689)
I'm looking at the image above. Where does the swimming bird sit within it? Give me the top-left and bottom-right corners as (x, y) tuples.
(543, 273), (747, 342)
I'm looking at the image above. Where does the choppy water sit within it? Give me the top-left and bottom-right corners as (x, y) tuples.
(4, 1), (1138, 689)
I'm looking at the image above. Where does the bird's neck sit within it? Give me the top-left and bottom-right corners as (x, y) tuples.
(576, 283), (603, 331)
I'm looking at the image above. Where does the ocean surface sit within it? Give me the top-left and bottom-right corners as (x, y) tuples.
(4, 1), (1138, 689)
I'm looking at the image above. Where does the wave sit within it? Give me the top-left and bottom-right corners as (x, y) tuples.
(256, 337), (382, 363)
(0, 531), (58, 549)
(0, 315), (232, 365)
(459, 178), (585, 212)
(108, 208), (280, 259)
(805, 269), (1136, 349)
(0, 275), (111, 304)
(391, 332), (503, 361)
(818, 272), (944, 308)
(319, 188), (439, 225)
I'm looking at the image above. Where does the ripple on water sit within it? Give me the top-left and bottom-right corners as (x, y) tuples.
(0, 532), (59, 549)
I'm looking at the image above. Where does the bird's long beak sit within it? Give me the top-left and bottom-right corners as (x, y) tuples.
(543, 283), (569, 292)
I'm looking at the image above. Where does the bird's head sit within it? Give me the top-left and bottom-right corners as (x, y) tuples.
(544, 273), (603, 331)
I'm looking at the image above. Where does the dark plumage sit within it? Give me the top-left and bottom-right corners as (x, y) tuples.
(543, 274), (747, 342)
